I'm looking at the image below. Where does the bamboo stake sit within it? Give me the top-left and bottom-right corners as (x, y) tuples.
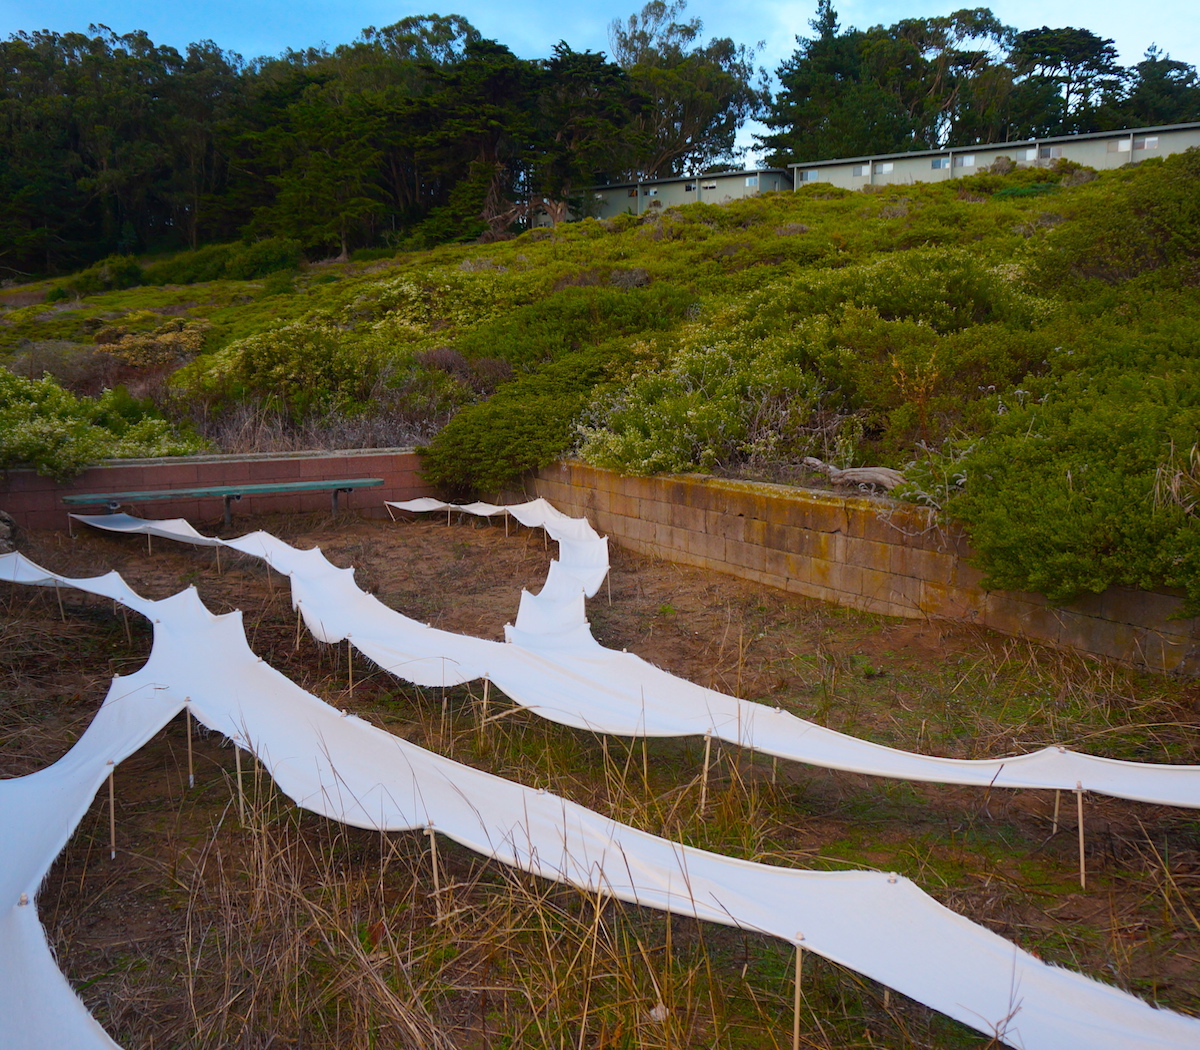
(1076, 782), (1086, 889)
(793, 936), (804, 1050)
(772, 756), (778, 785)
(1052, 789), (1061, 835)
(700, 731), (712, 812)
(478, 677), (490, 747)
(107, 762), (116, 860)
(186, 706), (195, 788)
(426, 823), (442, 920)
(235, 742), (246, 826)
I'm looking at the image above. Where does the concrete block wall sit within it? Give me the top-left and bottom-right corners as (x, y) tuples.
(2, 448), (431, 531)
(526, 461), (1200, 675)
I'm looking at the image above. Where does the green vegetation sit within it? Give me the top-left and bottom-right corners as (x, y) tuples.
(4, 148), (1200, 610)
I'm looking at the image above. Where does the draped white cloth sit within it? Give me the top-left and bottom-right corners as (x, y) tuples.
(3, 552), (1200, 1050)
(68, 511), (1200, 810)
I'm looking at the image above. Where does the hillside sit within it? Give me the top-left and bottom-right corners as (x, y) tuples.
(3, 150), (1200, 608)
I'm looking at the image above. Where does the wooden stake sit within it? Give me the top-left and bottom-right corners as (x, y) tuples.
(186, 706), (195, 789)
(1076, 783), (1086, 889)
(426, 823), (443, 919)
(792, 937), (804, 1050)
(235, 742), (246, 826)
(121, 607), (132, 645)
(772, 756), (778, 785)
(504, 513), (509, 537)
(295, 604), (303, 650)
(107, 762), (116, 860)
(447, 506), (452, 526)
(54, 580), (65, 622)
(146, 532), (152, 555)
(1052, 789), (1061, 835)
(607, 572), (612, 606)
(700, 731), (712, 812)
(347, 638), (353, 693)
(215, 544), (222, 574)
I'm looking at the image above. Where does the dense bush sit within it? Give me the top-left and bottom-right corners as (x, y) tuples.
(142, 238), (303, 285)
(62, 255), (145, 296)
(0, 369), (202, 479)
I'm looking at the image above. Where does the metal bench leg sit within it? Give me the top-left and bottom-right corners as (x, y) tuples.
(223, 494), (241, 528)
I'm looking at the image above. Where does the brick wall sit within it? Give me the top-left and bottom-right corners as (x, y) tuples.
(2, 448), (431, 531)
(525, 461), (1200, 675)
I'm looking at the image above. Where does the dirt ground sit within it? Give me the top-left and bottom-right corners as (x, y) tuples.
(3, 509), (1200, 1048)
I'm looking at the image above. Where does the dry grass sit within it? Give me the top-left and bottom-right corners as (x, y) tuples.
(5, 515), (1200, 1048)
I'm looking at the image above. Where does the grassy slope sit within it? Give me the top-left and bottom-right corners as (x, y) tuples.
(3, 154), (1199, 601)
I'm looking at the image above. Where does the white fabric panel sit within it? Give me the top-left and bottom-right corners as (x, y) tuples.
(69, 512), (223, 547)
(66, 514), (1200, 808)
(5, 562), (1200, 1050)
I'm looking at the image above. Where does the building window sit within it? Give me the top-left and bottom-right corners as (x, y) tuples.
(873, 161), (893, 174)
(1107, 138), (1132, 153)
(1038, 145), (1063, 159)
(627, 188), (638, 197)
(594, 193), (604, 201)
(685, 182), (696, 192)
(797, 169), (819, 183)
(745, 175), (759, 187)
(701, 180), (717, 190)
(1134, 135), (1159, 150)
(1019, 147), (1038, 161)
(931, 157), (950, 169)
(851, 164), (867, 177)
(953, 154), (976, 168)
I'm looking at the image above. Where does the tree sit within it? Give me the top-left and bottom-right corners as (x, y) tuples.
(609, 0), (767, 177)
(1010, 26), (1122, 134)
(1121, 47), (1200, 126)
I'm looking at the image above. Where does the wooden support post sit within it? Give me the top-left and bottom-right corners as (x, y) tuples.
(504, 513), (509, 538)
(1052, 789), (1061, 835)
(426, 823), (442, 920)
(700, 731), (712, 812)
(793, 936), (804, 1050)
(1076, 783), (1086, 889)
(186, 706), (195, 789)
(447, 506), (452, 527)
(607, 573), (612, 606)
(146, 532), (152, 556)
(107, 761), (116, 860)
(347, 638), (354, 694)
(295, 604), (303, 650)
(235, 742), (246, 826)
(215, 544), (222, 575)
(772, 756), (778, 785)
(54, 580), (65, 622)
(122, 607), (132, 646)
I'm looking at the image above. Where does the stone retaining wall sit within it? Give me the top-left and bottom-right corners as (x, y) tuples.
(527, 461), (1200, 675)
(2, 448), (430, 531)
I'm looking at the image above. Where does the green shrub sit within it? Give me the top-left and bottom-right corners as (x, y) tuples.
(142, 237), (303, 285)
(64, 255), (144, 296)
(0, 369), (202, 479)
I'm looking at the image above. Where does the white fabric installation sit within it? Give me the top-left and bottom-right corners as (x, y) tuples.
(4, 553), (1200, 1050)
(69, 511), (1200, 810)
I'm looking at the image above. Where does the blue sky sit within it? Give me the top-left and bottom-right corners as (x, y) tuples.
(1, 0), (1195, 162)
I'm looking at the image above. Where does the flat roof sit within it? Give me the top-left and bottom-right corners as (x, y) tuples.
(786, 121), (1200, 169)
(593, 168), (790, 191)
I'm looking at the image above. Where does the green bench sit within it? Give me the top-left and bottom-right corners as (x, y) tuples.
(63, 478), (384, 527)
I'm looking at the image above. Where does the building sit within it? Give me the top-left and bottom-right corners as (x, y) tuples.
(586, 168), (790, 221)
(787, 122), (1200, 191)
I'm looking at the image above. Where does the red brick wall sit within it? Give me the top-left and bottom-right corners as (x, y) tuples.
(2, 448), (432, 531)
